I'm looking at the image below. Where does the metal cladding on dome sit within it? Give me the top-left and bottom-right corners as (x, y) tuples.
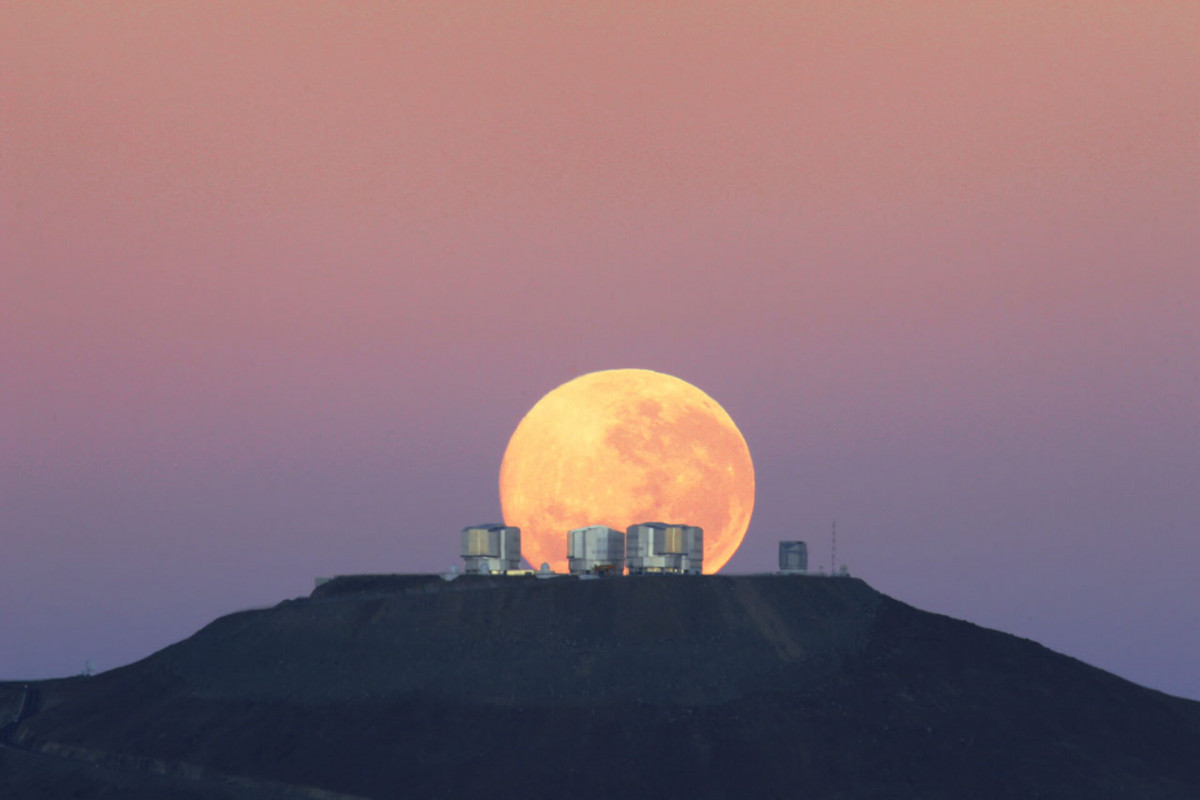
(460, 524), (521, 574)
(626, 522), (703, 575)
(567, 526), (625, 575)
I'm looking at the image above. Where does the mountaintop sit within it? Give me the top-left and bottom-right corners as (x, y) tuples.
(4, 573), (1199, 798)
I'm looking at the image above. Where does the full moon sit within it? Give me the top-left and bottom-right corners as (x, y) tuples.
(499, 369), (755, 574)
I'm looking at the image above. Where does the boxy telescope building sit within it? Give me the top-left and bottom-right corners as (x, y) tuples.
(567, 525), (626, 575)
(460, 524), (521, 574)
(456, 521), (704, 576)
(626, 522), (703, 575)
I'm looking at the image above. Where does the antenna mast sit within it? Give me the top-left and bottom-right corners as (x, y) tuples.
(830, 519), (837, 574)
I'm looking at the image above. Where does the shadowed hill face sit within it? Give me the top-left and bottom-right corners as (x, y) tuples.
(0, 747), (318, 800)
(94, 575), (883, 707)
(10, 576), (1200, 800)
(0, 684), (24, 721)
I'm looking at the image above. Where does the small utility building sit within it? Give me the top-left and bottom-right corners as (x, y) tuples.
(567, 525), (626, 574)
(460, 524), (521, 574)
(626, 522), (703, 575)
(778, 540), (808, 574)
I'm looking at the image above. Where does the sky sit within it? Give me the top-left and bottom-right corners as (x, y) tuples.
(2, 3), (1197, 699)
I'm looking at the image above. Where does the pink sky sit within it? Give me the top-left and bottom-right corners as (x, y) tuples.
(2, 3), (1198, 698)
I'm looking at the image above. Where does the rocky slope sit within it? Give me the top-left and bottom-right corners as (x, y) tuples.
(7, 574), (1200, 798)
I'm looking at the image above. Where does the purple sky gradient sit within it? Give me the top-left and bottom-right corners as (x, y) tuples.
(2, 3), (1198, 699)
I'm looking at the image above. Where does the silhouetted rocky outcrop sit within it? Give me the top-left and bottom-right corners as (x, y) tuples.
(5, 575), (1199, 798)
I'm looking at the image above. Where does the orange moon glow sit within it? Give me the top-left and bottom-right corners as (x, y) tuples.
(499, 369), (755, 574)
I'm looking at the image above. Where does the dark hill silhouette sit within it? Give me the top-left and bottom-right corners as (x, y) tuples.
(5, 574), (1199, 798)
